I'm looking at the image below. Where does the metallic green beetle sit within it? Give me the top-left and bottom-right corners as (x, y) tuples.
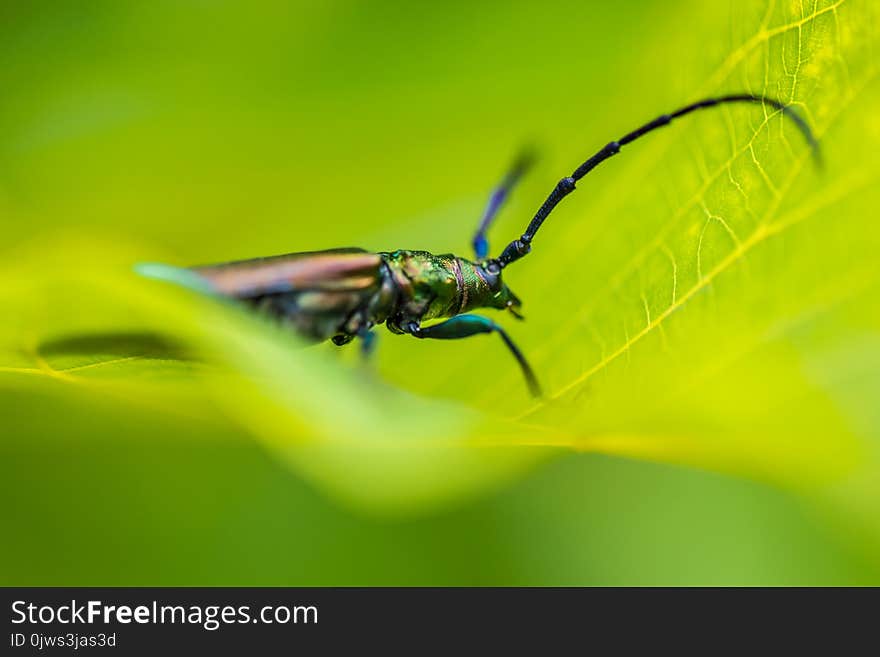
(140, 94), (818, 397)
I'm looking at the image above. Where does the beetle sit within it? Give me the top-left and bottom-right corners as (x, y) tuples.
(139, 94), (818, 397)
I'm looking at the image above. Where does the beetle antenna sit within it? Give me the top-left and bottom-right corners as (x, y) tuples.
(491, 94), (820, 270)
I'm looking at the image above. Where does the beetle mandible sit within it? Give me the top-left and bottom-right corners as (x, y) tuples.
(140, 94), (818, 396)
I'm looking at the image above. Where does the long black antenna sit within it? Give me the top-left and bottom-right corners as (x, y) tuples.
(492, 94), (820, 270)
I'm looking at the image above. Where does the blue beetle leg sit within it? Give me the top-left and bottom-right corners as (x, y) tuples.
(353, 329), (379, 386)
(357, 327), (377, 360)
(472, 149), (536, 260)
(407, 315), (542, 397)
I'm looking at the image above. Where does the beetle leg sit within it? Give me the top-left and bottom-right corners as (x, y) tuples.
(358, 327), (377, 359)
(406, 315), (541, 397)
(471, 149), (536, 260)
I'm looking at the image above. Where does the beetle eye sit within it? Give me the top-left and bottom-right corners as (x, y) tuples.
(484, 260), (502, 276)
(478, 266), (503, 292)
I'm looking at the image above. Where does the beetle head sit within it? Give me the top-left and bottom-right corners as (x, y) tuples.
(476, 260), (523, 319)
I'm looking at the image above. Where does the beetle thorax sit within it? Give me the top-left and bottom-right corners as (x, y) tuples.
(380, 250), (459, 322)
(380, 250), (520, 327)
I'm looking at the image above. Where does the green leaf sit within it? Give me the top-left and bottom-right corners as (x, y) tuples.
(2, 0), (879, 581)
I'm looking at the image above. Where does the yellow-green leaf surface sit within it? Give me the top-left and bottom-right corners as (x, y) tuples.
(2, 0), (880, 584)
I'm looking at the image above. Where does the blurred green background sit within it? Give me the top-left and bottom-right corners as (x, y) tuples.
(2, 0), (880, 584)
